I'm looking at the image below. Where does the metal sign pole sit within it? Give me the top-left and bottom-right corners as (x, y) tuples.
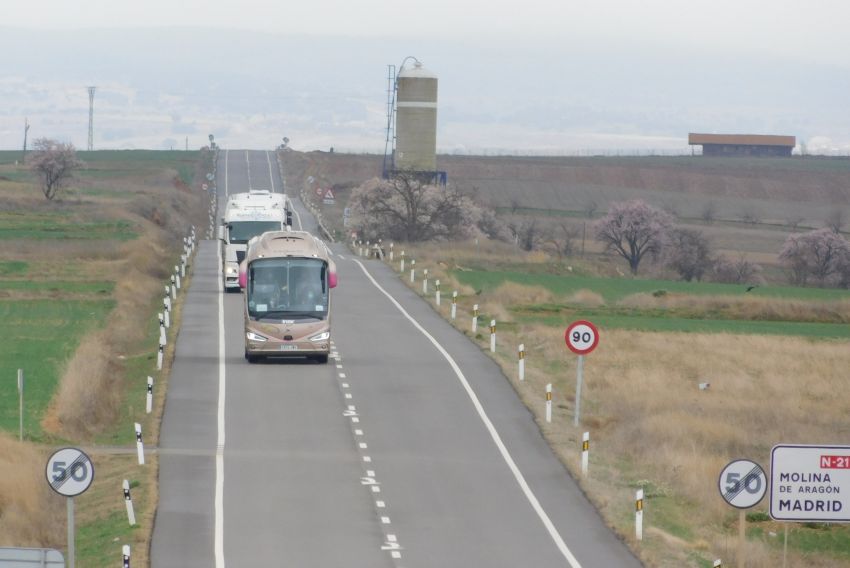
(67, 497), (75, 568)
(737, 509), (745, 568)
(18, 369), (23, 442)
(574, 355), (584, 427)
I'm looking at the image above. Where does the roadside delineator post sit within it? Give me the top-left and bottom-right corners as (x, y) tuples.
(146, 376), (153, 414)
(135, 423), (145, 465)
(713, 560), (721, 568)
(545, 383), (552, 423)
(389, 243), (394, 262)
(170, 277), (177, 300)
(451, 291), (457, 320)
(159, 326), (166, 346)
(156, 344), (163, 371)
(435, 280), (441, 306)
(176, 274), (181, 290)
(489, 320), (496, 353)
(422, 269), (429, 294)
(518, 344), (525, 381)
(635, 489), (644, 541)
(123, 545), (130, 568)
(400, 251), (405, 273)
(123, 480), (136, 526)
(472, 304), (479, 333)
(581, 432), (589, 476)
(410, 260), (416, 283)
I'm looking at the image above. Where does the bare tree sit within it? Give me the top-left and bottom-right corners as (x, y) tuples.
(594, 200), (673, 275)
(785, 216), (805, 232)
(700, 201), (717, 224)
(825, 209), (846, 234)
(541, 222), (578, 260)
(583, 200), (598, 219)
(348, 172), (487, 242)
(779, 228), (850, 286)
(29, 138), (84, 200)
(666, 228), (713, 282)
(712, 255), (763, 285)
(508, 219), (542, 251)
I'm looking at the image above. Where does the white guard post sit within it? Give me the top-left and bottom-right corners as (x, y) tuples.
(146, 376), (153, 414)
(156, 344), (164, 371)
(123, 545), (130, 568)
(389, 243), (394, 262)
(410, 260), (416, 283)
(435, 280), (441, 306)
(545, 383), (552, 423)
(518, 344), (525, 381)
(472, 304), (479, 333)
(581, 432), (589, 476)
(451, 291), (457, 320)
(123, 480), (136, 526)
(400, 251), (405, 273)
(489, 320), (496, 352)
(135, 423), (145, 465)
(422, 269), (428, 294)
(636, 489), (644, 541)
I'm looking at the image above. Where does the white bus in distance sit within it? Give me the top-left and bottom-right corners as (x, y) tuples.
(218, 190), (292, 290)
(238, 230), (337, 363)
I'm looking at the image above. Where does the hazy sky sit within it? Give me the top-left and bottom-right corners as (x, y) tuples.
(2, 0), (849, 153)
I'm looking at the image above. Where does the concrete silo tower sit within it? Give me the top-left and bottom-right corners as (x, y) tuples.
(395, 60), (437, 171)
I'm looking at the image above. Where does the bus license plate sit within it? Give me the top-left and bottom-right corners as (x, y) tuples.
(279, 344), (298, 351)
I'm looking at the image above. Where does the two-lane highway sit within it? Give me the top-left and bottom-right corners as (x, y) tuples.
(151, 149), (641, 567)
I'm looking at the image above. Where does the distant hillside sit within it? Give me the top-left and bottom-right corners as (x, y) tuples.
(285, 151), (850, 228)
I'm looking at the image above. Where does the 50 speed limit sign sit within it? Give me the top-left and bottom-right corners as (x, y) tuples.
(565, 320), (599, 355)
(46, 447), (95, 497)
(719, 459), (767, 509)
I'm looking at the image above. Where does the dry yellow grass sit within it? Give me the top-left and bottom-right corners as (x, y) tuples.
(0, 434), (64, 547)
(387, 242), (850, 567)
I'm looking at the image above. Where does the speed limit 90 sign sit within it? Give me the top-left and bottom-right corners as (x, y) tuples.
(565, 320), (599, 355)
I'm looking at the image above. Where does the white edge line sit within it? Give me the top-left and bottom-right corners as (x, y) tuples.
(266, 150), (275, 193)
(352, 258), (582, 568)
(215, 203), (227, 567)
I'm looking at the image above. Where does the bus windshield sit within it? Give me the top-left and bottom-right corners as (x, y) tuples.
(228, 221), (282, 244)
(247, 258), (328, 320)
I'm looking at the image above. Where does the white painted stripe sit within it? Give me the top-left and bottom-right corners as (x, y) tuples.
(354, 429), (364, 436)
(352, 417), (360, 423)
(381, 516), (391, 524)
(359, 443), (368, 449)
(363, 456), (371, 462)
(366, 470), (375, 477)
(376, 500), (385, 508)
(341, 383), (349, 388)
(371, 486), (381, 493)
(345, 393), (352, 399)
(397, 101), (438, 108)
(266, 151), (276, 193)
(391, 551), (401, 559)
(352, 259), (583, 567)
(215, 217), (227, 567)
(339, 373), (347, 379)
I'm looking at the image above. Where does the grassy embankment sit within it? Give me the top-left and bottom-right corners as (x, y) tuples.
(381, 239), (850, 568)
(0, 150), (210, 566)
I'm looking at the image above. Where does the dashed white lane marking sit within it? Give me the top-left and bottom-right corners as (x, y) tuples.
(352, 258), (582, 568)
(363, 456), (371, 462)
(345, 393), (353, 399)
(339, 373), (347, 379)
(265, 151), (276, 193)
(336, 364), (343, 369)
(341, 382), (350, 388)
(381, 516), (391, 524)
(376, 500), (386, 508)
(355, 429), (364, 436)
(359, 442), (368, 449)
(371, 486), (381, 493)
(339, 254), (346, 260)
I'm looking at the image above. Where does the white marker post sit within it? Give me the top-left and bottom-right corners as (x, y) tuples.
(581, 432), (589, 477)
(435, 280), (441, 306)
(635, 489), (644, 541)
(170, 277), (177, 300)
(472, 304), (479, 333)
(410, 260), (416, 283)
(389, 243), (394, 262)
(489, 320), (497, 352)
(146, 376), (153, 414)
(400, 251), (405, 273)
(176, 274), (181, 290)
(135, 423), (145, 465)
(159, 326), (166, 347)
(163, 300), (170, 328)
(518, 344), (525, 381)
(545, 383), (552, 423)
(422, 269), (428, 294)
(123, 480), (136, 526)
(123, 545), (131, 568)
(451, 291), (457, 320)
(156, 344), (164, 371)
(714, 560), (721, 568)
(17, 368), (23, 442)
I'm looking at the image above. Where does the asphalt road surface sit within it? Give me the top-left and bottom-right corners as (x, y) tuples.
(151, 149), (642, 567)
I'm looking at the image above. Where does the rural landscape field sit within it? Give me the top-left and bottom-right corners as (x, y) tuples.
(0, 149), (208, 566)
(286, 149), (850, 567)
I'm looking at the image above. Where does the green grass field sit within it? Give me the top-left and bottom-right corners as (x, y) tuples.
(0, 211), (136, 240)
(0, 300), (114, 440)
(454, 269), (850, 337)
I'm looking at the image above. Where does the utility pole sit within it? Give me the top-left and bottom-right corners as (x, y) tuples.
(22, 118), (30, 163)
(87, 86), (96, 151)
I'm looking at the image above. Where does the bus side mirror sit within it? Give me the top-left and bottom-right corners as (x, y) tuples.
(238, 262), (247, 289)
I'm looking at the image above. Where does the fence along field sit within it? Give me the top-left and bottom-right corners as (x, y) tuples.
(0, 149), (207, 567)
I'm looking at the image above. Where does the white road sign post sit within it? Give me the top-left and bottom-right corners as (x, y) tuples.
(718, 458), (767, 568)
(565, 320), (599, 427)
(46, 448), (95, 568)
(770, 444), (850, 522)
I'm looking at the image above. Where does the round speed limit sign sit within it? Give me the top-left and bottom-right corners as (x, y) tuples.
(565, 320), (599, 355)
(45, 447), (95, 497)
(718, 459), (766, 509)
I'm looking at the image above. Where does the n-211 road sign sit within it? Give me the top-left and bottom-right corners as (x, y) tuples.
(719, 459), (767, 509)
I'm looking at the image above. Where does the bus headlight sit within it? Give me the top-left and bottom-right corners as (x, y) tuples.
(309, 331), (330, 342)
(226, 266), (238, 275)
(246, 331), (268, 342)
